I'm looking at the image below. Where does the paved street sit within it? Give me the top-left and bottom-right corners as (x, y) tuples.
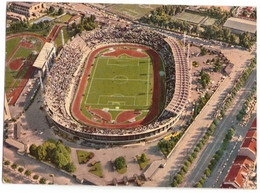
(181, 69), (256, 187)
(143, 43), (255, 187)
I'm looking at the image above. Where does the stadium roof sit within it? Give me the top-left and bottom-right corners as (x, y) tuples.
(223, 17), (256, 34)
(33, 42), (55, 69)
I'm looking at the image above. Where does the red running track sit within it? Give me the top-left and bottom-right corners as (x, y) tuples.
(72, 44), (160, 129)
(116, 111), (141, 123)
(90, 109), (112, 122)
(8, 58), (25, 71)
(6, 34), (45, 105)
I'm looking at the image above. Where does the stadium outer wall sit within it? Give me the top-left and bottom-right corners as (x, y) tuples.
(45, 38), (183, 145)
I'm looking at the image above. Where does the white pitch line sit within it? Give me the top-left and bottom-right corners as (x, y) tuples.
(85, 57), (100, 105)
(146, 58), (150, 106)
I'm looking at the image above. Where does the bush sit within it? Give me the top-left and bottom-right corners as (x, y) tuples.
(29, 144), (37, 157)
(182, 165), (188, 173)
(39, 177), (46, 184)
(188, 155), (194, 163)
(199, 177), (205, 185)
(4, 160), (10, 165)
(194, 147), (200, 152)
(191, 152), (197, 159)
(65, 162), (76, 173)
(179, 170), (185, 177)
(25, 170), (32, 176)
(33, 175), (39, 180)
(172, 180), (178, 187)
(176, 174), (183, 184)
(195, 182), (202, 188)
(140, 153), (147, 163)
(184, 160), (191, 167)
(114, 156), (126, 170)
(18, 167), (24, 173)
(204, 168), (211, 177)
(11, 163), (18, 170)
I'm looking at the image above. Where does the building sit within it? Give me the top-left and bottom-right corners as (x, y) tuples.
(222, 118), (257, 189)
(223, 17), (256, 36)
(221, 164), (248, 188)
(4, 93), (11, 121)
(7, 11), (27, 22)
(10, 2), (46, 19)
(33, 42), (56, 81)
(238, 138), (257, 162)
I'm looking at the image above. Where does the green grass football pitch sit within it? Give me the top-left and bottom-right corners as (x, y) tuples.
(81, 50), (153, 112)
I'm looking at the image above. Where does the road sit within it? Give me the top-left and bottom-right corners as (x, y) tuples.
(143, 46), (255, 187)
(181, 69), (256, 187)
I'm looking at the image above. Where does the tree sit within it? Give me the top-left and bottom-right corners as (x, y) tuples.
(29, 144), (37, 157)
(4, 160), (10, 165)
(214, 58), (223, 72)
(53, 152), (69, 169)
(195, 182), (202, 187)
(58, 8), (64, 15)
(18, 167), (24, 173)
(200, 69), (210, 88)
(65, 162), (76, 173)
(49, 6), (55, 13)
(11, 163), (18, 170)
(25, 170), (32, 177)
(39, 177), (46, 184)
(204, 168), (211, 177)
(200, 47), (207, 56)
(114, 156), (126, 170)
(172, 180), (178, 187)
(33, 175), (39, 180)
(176, 174), (183, 184)
(36, 145), (47, 160)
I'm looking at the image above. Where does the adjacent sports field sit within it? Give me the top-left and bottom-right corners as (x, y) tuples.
(72, 44), (162, 129)
(5, 34), (45, 105)
(173, 11), (206, 24)
(105, 4), (160, 20)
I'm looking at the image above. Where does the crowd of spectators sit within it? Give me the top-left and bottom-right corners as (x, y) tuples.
(44, 26), (188, 136)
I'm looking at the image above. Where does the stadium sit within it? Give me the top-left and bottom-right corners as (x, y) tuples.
(44, 26), (189, 145)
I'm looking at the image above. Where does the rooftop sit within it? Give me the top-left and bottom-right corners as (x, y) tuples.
(12, 2), (40, 8)
(224, 164), (247, 188)
(245, 130), (257, 140)
(223, 17), (256, 34)
(241, 138), (257, 155)
(233, 156), (254, 169)
(250, 118), (257, 129)
(33, 42), (55, 69)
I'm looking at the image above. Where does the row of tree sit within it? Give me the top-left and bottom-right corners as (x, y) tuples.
(29, 139), (76, 173)
(71, 15), (96, 35)
(194, 128), (234, 187)
(139, 6), (255, 49)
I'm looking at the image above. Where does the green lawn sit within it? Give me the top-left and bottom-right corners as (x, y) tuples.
(201, 17), (218, 26)
(59, 14), (72, 23)
(76, 150), (94, 164)
(80, 47), (153, 116)
(89, 162), (103, 178)
(116, 166), (127, 174)
(173, 11), (206, 24)
(12, 47), (33, 60)
(5, 37), (22, 60)
(136, 156), (150, 170)
(106, 4), (160, 19)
